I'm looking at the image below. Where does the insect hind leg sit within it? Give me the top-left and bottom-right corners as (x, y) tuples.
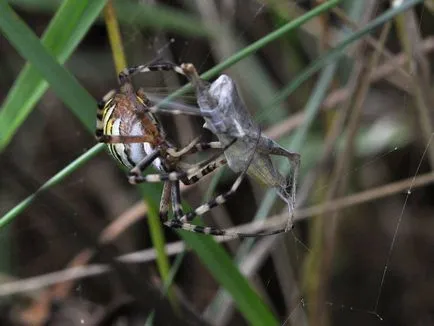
(260, 136), (300, 230)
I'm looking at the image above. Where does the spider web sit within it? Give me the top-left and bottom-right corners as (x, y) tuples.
(120, 2), (434, 326)
(1, 1), (434, 326)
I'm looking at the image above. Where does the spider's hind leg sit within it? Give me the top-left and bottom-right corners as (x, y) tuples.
(171, 181), (184, 219)
(159, 181), (172, 223)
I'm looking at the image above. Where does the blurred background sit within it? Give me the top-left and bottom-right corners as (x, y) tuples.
(1, 0), (434, 325)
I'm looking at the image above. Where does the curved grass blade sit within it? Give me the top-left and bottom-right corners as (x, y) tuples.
(0, 0), (106, 150)
(0, 144), (104, 228)
(201, 0), (340, 80)
(138, 0), (340, 118)
(180, 232), (279, 326)
(113, 1), (210, 37)
(104, 0), (127, 73)
(8, 0), (210, 37)
(257, 0), (424, 122)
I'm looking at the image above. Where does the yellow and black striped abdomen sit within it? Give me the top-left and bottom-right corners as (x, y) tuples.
(100, 96), (163, 171)
(101, 98), (132, 168)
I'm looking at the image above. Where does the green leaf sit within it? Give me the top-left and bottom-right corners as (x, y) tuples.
(8, 0), (210, 37)
(0, 0), (106, 150)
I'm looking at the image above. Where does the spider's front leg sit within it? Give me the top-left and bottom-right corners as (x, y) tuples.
(128, 154), (225, 185)
(128, 139), (226, 185)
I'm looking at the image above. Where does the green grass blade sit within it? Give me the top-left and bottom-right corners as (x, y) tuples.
(0, 144), (104, 228)
(0, 0), (104, 147)
(113, 1), (210, 37)
(201, 0), (340, 80)
(8, 0), (210, 37)
(146, 198), (178, 310)
(258, 0), (423, 122)
(146, 0), (340, 111)
(180, 232), (279, 326)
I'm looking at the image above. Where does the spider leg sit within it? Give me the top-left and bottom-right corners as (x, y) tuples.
(125, 61), (210, 117)
(118, 61), (206, 117)
(119, 61), (186, 83)
(172, 163), (248, 224)
(129, 139), (231, 184)
(128, 154), (225, 184)
(171, 181), (184, 218)
(183, 157), (227, 185)
(127, 149), (161, 184)
(159, 181), (172, 223)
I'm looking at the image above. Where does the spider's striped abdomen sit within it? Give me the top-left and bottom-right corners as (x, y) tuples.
(101, 95), (164, 171)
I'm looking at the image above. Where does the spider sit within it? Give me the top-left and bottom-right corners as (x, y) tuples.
(96, 61), (263, 237)
(96, 62), (226, 232)
(125, 62), (300, 236)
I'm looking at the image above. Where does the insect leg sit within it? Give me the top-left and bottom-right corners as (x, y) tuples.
(166, 136), (201, 158)
(259, 136), (300, 230)
(167, 140), (223, 158)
